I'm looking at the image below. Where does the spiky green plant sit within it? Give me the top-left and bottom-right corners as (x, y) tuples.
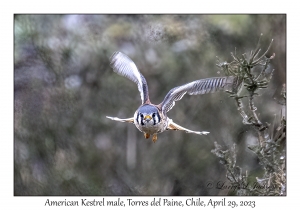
(212, 34), (286, 196)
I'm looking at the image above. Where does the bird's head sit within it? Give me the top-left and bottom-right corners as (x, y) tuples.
(135, 104), (161, 126)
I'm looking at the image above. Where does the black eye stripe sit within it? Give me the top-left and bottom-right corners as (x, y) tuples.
(140, 113), (144, 126)
(154, 112), (161, 125)
(136, 112), (139, 123)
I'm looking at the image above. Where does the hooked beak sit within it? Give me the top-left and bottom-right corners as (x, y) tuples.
(144, 115), (152, 122)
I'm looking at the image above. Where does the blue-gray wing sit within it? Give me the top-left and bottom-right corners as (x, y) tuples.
(109, 52), (150, 104)
(160, 76), (242, 113)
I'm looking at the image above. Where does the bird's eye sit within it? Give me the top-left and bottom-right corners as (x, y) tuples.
(152, 113), (156, 118)
(140, 113), (144, 118)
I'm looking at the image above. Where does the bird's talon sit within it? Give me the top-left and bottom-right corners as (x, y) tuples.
(152, 134), (157, 143)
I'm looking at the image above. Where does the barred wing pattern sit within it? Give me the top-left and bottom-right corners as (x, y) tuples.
(161, 76), (242, 113)
(110, 52), (149, 104)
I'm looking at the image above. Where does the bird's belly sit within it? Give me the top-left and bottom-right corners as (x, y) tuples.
(135, 122), (164, 134)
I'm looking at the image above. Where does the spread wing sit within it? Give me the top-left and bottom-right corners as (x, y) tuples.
(109, 52), (150, 104)
(167, 119), (209, 135)
(160, 76), (242, 113)
(106, 116), (134, 124)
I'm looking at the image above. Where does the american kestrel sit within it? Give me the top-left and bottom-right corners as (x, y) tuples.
(106, 52), (241, 142)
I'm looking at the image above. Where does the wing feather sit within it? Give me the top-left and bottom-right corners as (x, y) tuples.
(106, 116), (134, 123)
(167, 119), (209, 135)
(161, 76), (242, 113)
(110, 52), (149, 104)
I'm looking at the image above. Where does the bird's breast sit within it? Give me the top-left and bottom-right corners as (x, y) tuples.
(134, 119), (166, 135)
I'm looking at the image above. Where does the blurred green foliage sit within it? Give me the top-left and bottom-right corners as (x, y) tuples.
(14, 14), (285, 195)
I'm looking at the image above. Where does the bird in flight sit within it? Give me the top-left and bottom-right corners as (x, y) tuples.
(106, 52), (241, 142)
